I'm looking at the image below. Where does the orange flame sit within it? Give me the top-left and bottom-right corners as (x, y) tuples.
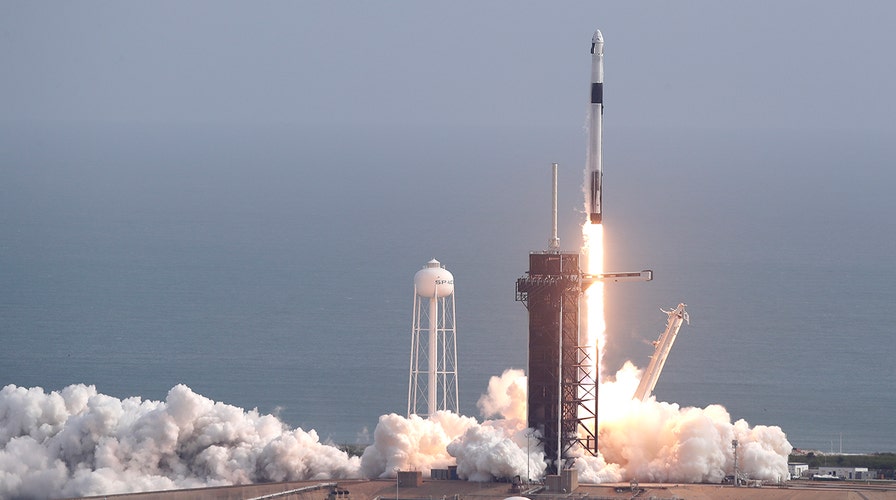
(582, 223), (605, 382)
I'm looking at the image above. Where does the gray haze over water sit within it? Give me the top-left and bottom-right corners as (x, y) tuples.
(3, 1), (896, 454)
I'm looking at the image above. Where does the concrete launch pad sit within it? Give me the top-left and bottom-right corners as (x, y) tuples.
(76, 478), (896, 500)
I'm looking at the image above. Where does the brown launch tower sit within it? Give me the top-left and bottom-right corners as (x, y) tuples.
(516, 251), (597, 474)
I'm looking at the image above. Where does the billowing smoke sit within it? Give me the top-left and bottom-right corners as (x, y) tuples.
(476, 367), (528, 422)
(575, 362), (792, 483)
(1, 365), (791, 498)
(0, 371), (546, 498)
(359, 411), (479, 476)
(0, 384), (361, 498)
(357, 365), (790, 484)
(361, 369), (548, 481)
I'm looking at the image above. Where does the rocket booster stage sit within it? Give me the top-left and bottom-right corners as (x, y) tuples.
(588, 30), (604, 224)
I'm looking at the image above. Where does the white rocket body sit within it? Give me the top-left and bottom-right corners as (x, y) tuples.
(588, 30), (604, 224)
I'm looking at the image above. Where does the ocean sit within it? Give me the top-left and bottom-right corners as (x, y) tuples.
(2, 122), (895, 455)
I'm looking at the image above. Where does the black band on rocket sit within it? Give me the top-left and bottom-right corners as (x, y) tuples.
(591, 83), (603, 104)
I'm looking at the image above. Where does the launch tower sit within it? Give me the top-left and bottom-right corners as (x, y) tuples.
(516, 251), (597, 473)
(515, 164), (598, 473)
(408, 259), (458, 417)
(516, 163), (652, 474)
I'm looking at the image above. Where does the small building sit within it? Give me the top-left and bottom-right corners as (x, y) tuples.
(788, 462), (809, 479)
(397, 470), (422, 487)
(545, 469), (578, 492)
(814, 467), (873, 480)
(429, 466), (458, 480)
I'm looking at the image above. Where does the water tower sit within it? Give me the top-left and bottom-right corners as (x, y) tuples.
(408, 259), (459, 417)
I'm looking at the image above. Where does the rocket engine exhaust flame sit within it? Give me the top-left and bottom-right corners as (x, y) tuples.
(573, 220), (791, 484)
(572, 28), (791, 483)
(582, 223), (606, 383)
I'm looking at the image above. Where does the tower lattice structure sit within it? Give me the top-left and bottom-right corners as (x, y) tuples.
(516, 252), (597, 474)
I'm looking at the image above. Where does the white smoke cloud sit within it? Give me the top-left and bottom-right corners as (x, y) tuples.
(359, 411), (478, 477)
(360, 369), (547, 482)
(476, 368), (527, 422)
(448, 422), (535, 482)
(2, 364), (792, 497)
(588, 362), (792, 483)
(449, 369), (547, 482)
(0, 384), (361, 499)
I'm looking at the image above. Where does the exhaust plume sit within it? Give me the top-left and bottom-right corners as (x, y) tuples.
(1, 369), (790, 497)
(361, 369), (547, 481)
(0, 384), (360, 498)
(578, 362), (792, 483)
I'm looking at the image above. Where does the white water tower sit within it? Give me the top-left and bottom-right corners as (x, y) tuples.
(408, 259), (458, 417)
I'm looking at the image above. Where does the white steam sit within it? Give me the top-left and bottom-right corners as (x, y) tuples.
(1, 365), (792, 498)
(358, 365), (791, 485)
(0, 384), (360, 499)
(359, 411), (479, 477)
(579, 362), (792, 483)
(361, 369), (547, 481)
(476, 368), (527, 421)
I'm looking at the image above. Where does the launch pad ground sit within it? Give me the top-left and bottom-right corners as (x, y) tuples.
(78, 478), (896, 500)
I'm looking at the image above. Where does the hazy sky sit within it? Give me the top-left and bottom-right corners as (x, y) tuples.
(5, 1), (895, 248)
(3, 2), (896, 447)
(3, 1), (895, 132)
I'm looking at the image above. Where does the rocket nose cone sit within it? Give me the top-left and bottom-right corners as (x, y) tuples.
(591, 30), (604, 55)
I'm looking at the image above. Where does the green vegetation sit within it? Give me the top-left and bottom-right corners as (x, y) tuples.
(790, 453), (896, 479)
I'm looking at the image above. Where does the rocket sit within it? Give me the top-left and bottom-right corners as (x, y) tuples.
(588, 30), (604, 224)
